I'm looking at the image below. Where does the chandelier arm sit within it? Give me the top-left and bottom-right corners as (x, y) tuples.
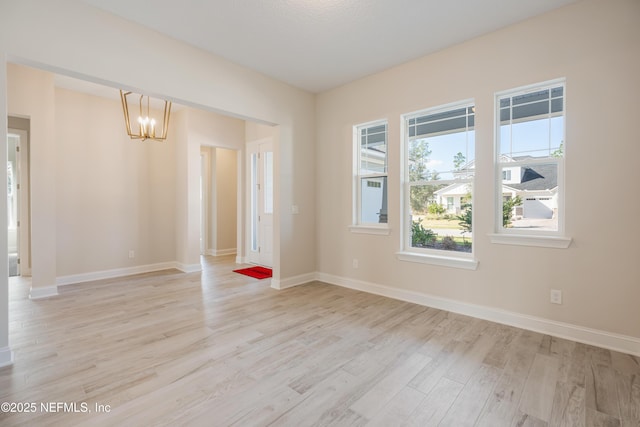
(162, 102), (172, 139)
(120, 90), (133, 137)
(119, 90), (172, 142)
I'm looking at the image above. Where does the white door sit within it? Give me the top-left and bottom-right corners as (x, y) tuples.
(247, 140), (273, 267)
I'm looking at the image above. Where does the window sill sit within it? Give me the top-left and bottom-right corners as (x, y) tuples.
(349, 225), (391, 235)
(396, 251), (478, 270)
(489, 233), (572, 249)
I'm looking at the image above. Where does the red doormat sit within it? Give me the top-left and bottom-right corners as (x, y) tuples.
(233, 266), (272, 280)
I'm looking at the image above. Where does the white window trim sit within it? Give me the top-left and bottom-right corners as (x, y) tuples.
(493, 79), (572, 248)
(400, 100), (477, 269)
(352, 119), (390, 231)
(396, 251), (478, 270)
(349, 225), (391, 235)
(489, 233), (571, 248)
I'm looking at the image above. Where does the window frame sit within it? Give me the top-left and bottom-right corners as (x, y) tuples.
(491, 78), (571, 248)
(351, 119), (390, 235)
(397, 100), (478, 270)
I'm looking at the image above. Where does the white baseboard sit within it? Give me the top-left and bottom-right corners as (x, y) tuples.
(56, 262), (178, 287)
(175, 263), (202, 274)
(29, 285), (59, 300)
(316, 272), (640, 357)
(0, 346), (14, 368)
(235, 256), (246, 264)
(206, 248), (237, 257)
(271, 272), (316, 290)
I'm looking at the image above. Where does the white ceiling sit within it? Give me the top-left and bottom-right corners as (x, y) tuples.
(82, 0), (578, 93)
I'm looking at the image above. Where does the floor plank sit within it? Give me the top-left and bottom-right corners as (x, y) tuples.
(476, 372), (528, 427)
(549, 382), (586, 427)
(519, 353), (560, 422)
(512, 410), (549, 427)
(364, 386), (425, 427)
(350, 352), (431, 419)
(439, 364), (502, 426)
(586, 362), (622, 419)
(404, 377), (464, 427)
(614, 371), (640, 427)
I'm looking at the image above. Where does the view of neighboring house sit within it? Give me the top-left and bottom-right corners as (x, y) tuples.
(359, 129), (388, 224)
(435, 155), (558, 221)
(501, 160), (558, 221)
(361, 176), (386, 223)
(434, 182), (471, 215)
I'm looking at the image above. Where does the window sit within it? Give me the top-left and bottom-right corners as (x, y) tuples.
(446, 197), (454, 212)
(495, 80), (566, 239)
(402, 101), (475, 259)
(353, 121), (388, 227)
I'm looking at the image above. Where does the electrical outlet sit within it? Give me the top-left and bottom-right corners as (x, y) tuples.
(129, 250), (135, 259)
(550, 289), (562, 304)
(352, 259), (359, 269)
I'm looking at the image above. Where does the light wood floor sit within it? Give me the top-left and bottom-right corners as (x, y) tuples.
(1, 256), (638, 426)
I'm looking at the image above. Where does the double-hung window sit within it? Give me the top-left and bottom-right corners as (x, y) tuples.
(399, 101), (476, 268)
(493, 79), (570, 248)
(353, 121), (388, 230)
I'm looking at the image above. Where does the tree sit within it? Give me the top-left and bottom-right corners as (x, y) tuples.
(408, 139), (431, 182)
(408, 140), (439, 214)
(503, 195), (523, 227)
(551, 141), (564, 158)
(456, 192), (472, 234)
(453, 152), (466, 170)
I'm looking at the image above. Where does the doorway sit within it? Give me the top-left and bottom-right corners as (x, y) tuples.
(7, 127), (30, 277)
(246, 139), (273, 267)
(200, 146), (239, 258)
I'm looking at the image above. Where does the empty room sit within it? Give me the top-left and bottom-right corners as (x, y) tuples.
(1, 0), (639, 425)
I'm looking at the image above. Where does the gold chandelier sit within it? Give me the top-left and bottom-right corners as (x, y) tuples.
(120, 90), (172, 141)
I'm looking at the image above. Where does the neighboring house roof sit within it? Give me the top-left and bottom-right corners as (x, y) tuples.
(437, 156), (558, 196)
(434, 182), (470, 197)
(508, 163), (558, 191)
(455, 155), (557, 191)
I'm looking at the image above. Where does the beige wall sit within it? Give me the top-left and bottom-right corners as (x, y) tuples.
(174, 109), (245, 269)
(188, 108), (245, 151)
(214, 148), (238, 253)
(6, 64), (57, 295)
(55, 87), (177, 276)
(316, 0), (640, 339)
(186, 108), (243, 257)
(203, 147), (238, 255)
(172, 109), (190, 267)
(246, 121), (277, 142)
